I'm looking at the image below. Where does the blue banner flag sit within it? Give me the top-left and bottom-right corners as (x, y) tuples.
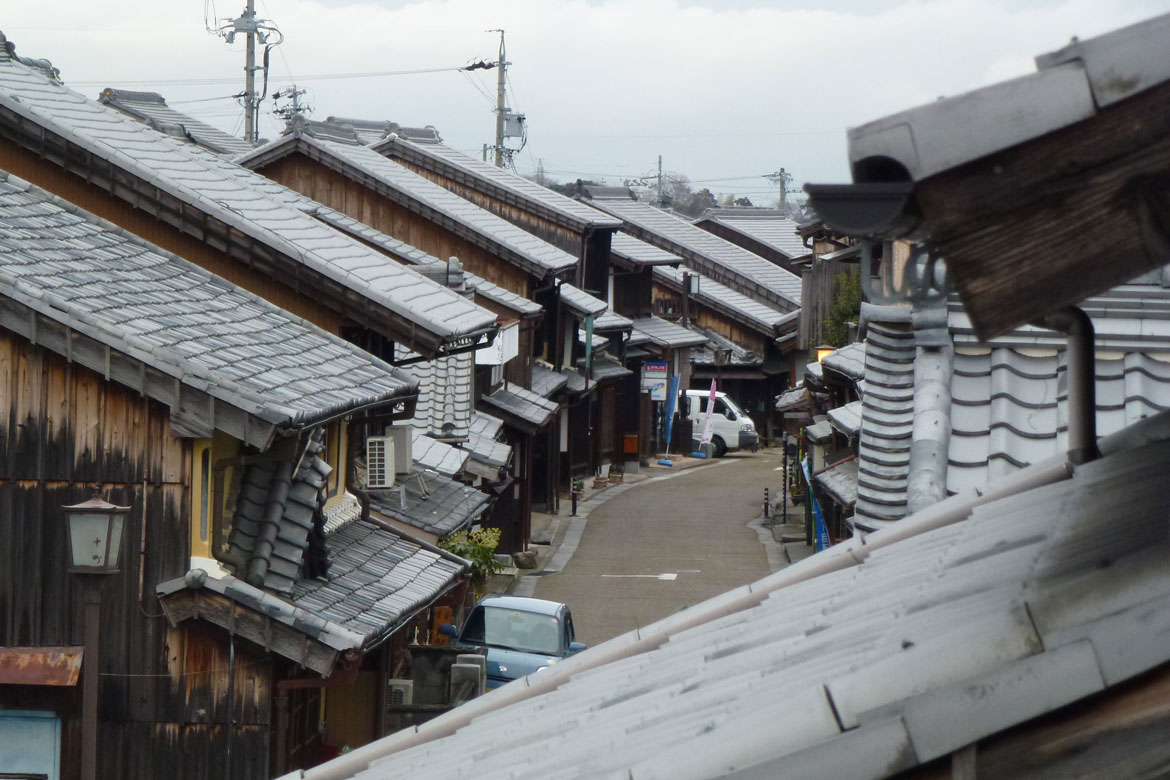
(801, 456), (832, 551)
(663, 375), (680, 447)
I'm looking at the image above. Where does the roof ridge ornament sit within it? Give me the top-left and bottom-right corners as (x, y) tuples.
(859, 240), (950, 306)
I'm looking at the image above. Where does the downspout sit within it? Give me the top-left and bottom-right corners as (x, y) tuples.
(1034, 306), (1099, 465)
(906, 301), (953, 514)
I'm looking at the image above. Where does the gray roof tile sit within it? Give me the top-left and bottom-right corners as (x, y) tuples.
(610, 232), (683, 267)
(653, 265), (795, 336)
(0, 56), (498, 351)
(695, 209), (808, 259)
(559, 282), (608, 317)
(632, 316), (711, 349)
(0, 172), (418, 428)
(590, 199), (801, 311)
(480, 382), (559, 430)
(242, 131), (578, 278)
(395, 345), (475, 440)
(307, 411), (1170, 779)
(410, 431), (469, 477)
(98, 88), (254, 157)
(372, 133), (621, 231)
(368, 468), (491, 538)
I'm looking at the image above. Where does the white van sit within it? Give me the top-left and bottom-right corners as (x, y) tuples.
(683, 389), (758, 457)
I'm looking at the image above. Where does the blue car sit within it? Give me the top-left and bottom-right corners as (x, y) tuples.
(440, 596), (586, 690)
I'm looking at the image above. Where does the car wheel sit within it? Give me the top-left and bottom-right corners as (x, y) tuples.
(712, 436), (727, 458)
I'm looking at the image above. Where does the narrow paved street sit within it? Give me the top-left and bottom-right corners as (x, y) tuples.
(525, 450), (783, 647)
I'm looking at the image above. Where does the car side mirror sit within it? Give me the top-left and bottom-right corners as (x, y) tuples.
(568, 641), (587, 654)
(438, 623), (458, 638)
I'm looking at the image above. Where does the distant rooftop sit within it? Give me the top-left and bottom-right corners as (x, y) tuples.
(99, 88), (254, 157)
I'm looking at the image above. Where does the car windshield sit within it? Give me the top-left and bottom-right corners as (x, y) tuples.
(461, 606), (561, 655)
(720, 395), (747, 418)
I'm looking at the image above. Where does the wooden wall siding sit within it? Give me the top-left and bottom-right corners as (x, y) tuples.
(0, 138), (344, 337)
(1, 333), (272, 777)
(613, 269), (653, 319)
(649, 283), (768, 354)
(797, 258), (852, 350)
(258, 154), (534, 298)
(390, 160), (584, 257)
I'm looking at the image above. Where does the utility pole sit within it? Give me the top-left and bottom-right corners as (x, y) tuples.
(764, 168), (794, 214)
(657, 155), (664, 207)
(242, 0), (258, 144)
(213, 2), (283, 145)
(272, 85), (310, 124)
(493, 29), (507, 167)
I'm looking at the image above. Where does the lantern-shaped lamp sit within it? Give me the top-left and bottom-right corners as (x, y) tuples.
(815, 345), (835, 363)
(63, 493), (130, 573)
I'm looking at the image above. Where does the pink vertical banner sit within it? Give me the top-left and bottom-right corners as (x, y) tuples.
(700, 380), (717, 445)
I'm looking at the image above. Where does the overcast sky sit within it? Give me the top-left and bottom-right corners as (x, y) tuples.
(6, 0), (1170, 205)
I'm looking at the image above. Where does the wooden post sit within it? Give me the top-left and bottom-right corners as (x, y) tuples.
(81, 579), (102, 780)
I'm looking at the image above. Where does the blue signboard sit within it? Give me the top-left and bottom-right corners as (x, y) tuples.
(801, 457), (832, 551)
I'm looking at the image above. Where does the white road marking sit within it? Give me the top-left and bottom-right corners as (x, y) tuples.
(601, 573), (679, 580)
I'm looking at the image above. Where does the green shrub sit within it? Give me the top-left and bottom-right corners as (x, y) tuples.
(441, 527), (503, 591)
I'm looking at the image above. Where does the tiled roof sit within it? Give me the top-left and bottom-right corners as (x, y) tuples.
(813, 457), (858, 508)
(157, 518), (467, 666)
(688, 325), (761, 367)
(530, 362), (569, 398)
(368, 469), (491, 538)
(98, 88), (254, 157)
(589, 199), (802, 311)
(854, 304), (915, 528)
(559, 282), (608, 317)
(480, 382), (559, 432)
(653, 265), (796, 336)
(469, 410), (504, 440)
(695, 209), (808, 259)
(323, 115), (441, 145)
(460, 434), (512, 473)
(290, 518), (467, 644)
(0, 52), (498, 354)
(307, 202), (544, 317)
(595, 308), (633, 331)
(578, 329), (609, 351)
(411, 431), (469, 477)
(821, 342), (867, 382)
(828, 400), (863, 437)
(465, 274), (543, 316)
(371, 133), (622, 231)
(224, 429), (332, 593)
(631, 316), (711, 349)
(395, 345), (474, 440)
(584, 356), (633, 382)
(0, 171), (418, 429)
(609, 232), (683, 267)
(299, 410), (1170, 780)
(774, 384), (808, 411)
(560, 367), (597, 395)
(459, 411), (512, 473)
(240, 130), (578, 278)
(850, 289), (1170, 517)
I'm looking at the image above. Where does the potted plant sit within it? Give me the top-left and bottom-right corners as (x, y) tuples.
(571, 479), (585, 499)
(608, 464), (623, 483)
(592, 472), (608, 489)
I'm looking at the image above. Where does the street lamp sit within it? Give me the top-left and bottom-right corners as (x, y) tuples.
(63, 491), (130, 780)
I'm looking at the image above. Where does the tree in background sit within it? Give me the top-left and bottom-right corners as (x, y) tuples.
(821, 267), (861, 347)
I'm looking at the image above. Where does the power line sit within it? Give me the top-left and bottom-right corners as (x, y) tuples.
(67, 64), (470, 88)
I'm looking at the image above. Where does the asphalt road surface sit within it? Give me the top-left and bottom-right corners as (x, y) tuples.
(529, 449), (782, 647)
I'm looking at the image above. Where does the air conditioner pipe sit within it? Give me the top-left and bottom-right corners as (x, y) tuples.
(1033, 306), (1099, 465)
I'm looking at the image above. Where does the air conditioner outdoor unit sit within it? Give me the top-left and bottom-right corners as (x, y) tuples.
(367, 436), (395, 489)
(386, 679), (413, 707)
(387, 425), (412, 475)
